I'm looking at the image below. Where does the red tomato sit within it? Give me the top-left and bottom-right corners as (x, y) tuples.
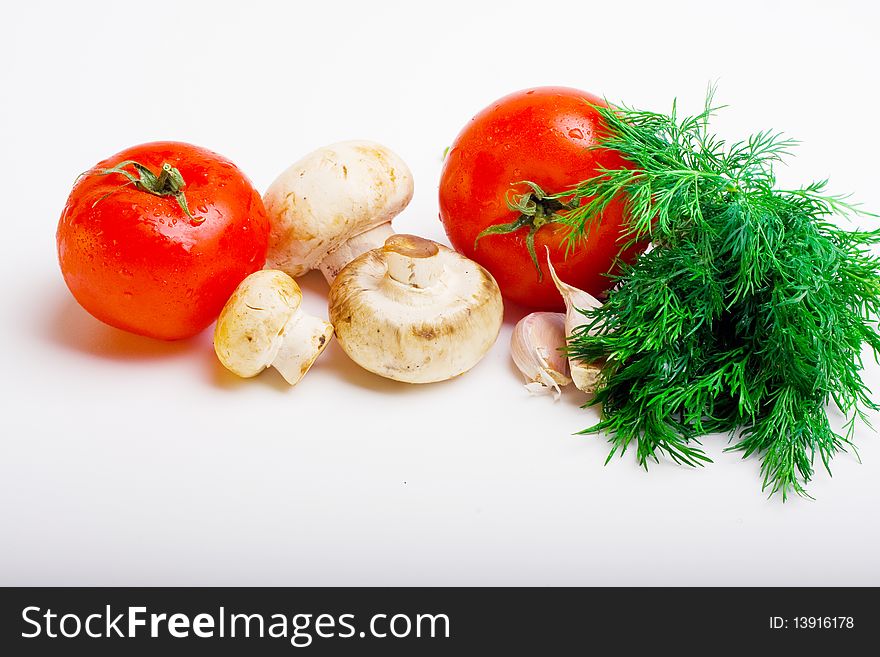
(439, 86), (644, 311)
(57, 141), (269, 340)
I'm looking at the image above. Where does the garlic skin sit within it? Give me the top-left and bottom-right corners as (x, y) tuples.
(546, 255), (604, 394)
(510, 312), (571, 399)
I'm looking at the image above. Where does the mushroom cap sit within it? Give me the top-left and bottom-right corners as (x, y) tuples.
(263, 140), (414, 277)
(214, 270), (302, 377)
(329, 236), (504, 383)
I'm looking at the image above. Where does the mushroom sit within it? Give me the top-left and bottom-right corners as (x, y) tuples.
(214, 270), (333, 385)
(262, 140), (414, 283)
(328, 234), (504, 383)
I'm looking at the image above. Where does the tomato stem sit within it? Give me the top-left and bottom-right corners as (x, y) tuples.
(92, 160), (201, 224)
(473, 180), (576, 281)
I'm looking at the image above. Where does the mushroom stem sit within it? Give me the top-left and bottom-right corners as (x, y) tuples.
(383, 234), (443, 288)
(270, 310), (334, 385)
(318, 223), (395, 284)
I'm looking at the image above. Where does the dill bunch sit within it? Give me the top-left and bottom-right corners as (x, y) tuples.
(546, 91), (880, 499)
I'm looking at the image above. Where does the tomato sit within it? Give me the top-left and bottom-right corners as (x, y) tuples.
(57, 141), (270, 340)
(439, 86), (644, 311)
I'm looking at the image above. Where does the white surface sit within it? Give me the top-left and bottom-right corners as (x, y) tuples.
(1, 0), (879, 586)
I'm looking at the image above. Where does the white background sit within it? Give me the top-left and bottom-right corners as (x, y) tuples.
(1, 0), (879, 585)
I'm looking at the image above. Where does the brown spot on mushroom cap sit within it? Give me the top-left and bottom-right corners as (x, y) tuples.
(412, 324), (438, 340)
(479, 267), (499, 297)
(411, 321), (459, 340)
(354, 145), (387, 162)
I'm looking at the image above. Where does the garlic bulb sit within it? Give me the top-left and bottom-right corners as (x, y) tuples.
(545, 255), (604, 394)
(510, 312), (571, 399)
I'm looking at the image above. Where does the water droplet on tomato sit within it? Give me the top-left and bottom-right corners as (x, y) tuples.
(197, 205), (208, 214)
(123, 292), (133, 300)
(568, 128), (584, 140)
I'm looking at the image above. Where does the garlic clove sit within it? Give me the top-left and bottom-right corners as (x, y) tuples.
(511, 312), (571, 400)
(545, 252), (604, 394)
(545, 252), (603, 337)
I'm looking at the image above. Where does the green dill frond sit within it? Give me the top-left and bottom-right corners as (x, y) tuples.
(559, 91), (880, 499)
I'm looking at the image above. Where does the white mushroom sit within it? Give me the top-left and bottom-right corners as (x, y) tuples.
(510, 312), (571, 399)
(214, 270), (333, 385)
(328, 234), (503, 383)
(262, 140), (413, 283)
